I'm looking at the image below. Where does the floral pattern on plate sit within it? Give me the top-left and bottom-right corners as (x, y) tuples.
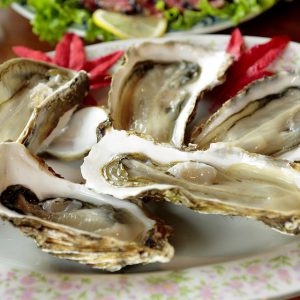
(1, 242), (300, 300)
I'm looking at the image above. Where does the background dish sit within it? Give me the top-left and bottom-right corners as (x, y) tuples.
(1, 35), (300, 300)
(11, 3), (272, 39)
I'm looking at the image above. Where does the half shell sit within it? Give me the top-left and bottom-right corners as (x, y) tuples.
(0, 58), (89, 153)
(109, 41), (232, 147)
(0, 142), (173, 271)
(82, 130), (300, 235)
(191, 72), (300, 157)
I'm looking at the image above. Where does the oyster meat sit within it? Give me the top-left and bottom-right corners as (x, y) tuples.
(0, 142), (173, 271)
(109, 41), (232, 147)
(191, 72), (300, 158)
(0, 58), (89, 153)
(82, 130), (300, 235)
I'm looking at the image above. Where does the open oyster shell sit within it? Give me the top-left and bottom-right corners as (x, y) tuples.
(0, 142), (173, 271)
(0, 58), (89, 153)
(191, 72), (300, 158)
(109, 41), (232, 147)
(82, 130), (300, 235)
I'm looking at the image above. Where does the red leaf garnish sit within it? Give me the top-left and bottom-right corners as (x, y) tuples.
(226, 28), (244, 60)
(231, 35), (290, 78)
(89, 72), (111, 83)
(10, 35), (124, 106)
(84, 51), (124, 72)
(53, 33), (73, 68)
(83, 94), (98, 106)
(237, 70), (274, 90)
(209, 70), (273, 112)
(69, 35), (86, 71)
(88, 51), (124, 81)
(89, 73), (112, 90)
(209, 31), (290, 112)
(90, 80), (112, 90)
(12, 46), (52, 63)
(245, 36), (290, 76)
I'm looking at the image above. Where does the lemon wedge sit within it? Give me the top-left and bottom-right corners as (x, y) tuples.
(92, 9), (168, 39)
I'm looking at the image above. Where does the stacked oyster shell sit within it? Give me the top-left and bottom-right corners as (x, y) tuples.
(2, 39), (300, 271)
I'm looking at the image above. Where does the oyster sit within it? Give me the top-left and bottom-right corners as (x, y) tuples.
(109, 41), (232, 147)
(82, 130), (300, 235)
(0, 142), (173, 271)
(0, 58), (89, 153)
(45, 106), (110, 160)
(191, 72), (300, 157)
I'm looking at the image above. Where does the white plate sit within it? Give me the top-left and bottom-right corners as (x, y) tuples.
(1, 35), (300, 300)
(11, 3), (273, 38)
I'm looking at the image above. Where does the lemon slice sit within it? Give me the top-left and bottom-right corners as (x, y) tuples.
(92, 9), (167, 39)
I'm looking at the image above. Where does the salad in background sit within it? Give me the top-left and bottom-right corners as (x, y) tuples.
(0, 0), (276, 43)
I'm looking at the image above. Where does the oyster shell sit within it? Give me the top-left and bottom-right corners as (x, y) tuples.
(278, 147), (300, 162)
(82, 130), (300, 235)
(0, 58), (89, 153)
(109, 41), (232, 147)
(191, 72), (300, 157)
(45, 106), (110, 160)
(0, 142), (173, 271)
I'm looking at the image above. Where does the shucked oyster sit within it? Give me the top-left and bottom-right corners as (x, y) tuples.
(109, 41), (232, 147)
(0, 142), (173, 271)
(191, 72), (300, 158)
(0, 58), (89, 153)
(82, 130), (300, 235)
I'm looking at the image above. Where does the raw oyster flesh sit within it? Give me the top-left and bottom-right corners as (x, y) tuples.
(0, 142), (173, 271)
(0, 58), (89, 153)
(109, 41), (232, 147)
(191, 72), (300, 158)
(82, 130), (300, 235)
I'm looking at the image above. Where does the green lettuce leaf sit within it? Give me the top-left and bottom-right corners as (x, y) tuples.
(0, 0), (115, 43)
(27, 0), (115, 43)
(2, 0), (276, 43)
(156, 0), (276, 31)
(0, 0), (21, 8)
